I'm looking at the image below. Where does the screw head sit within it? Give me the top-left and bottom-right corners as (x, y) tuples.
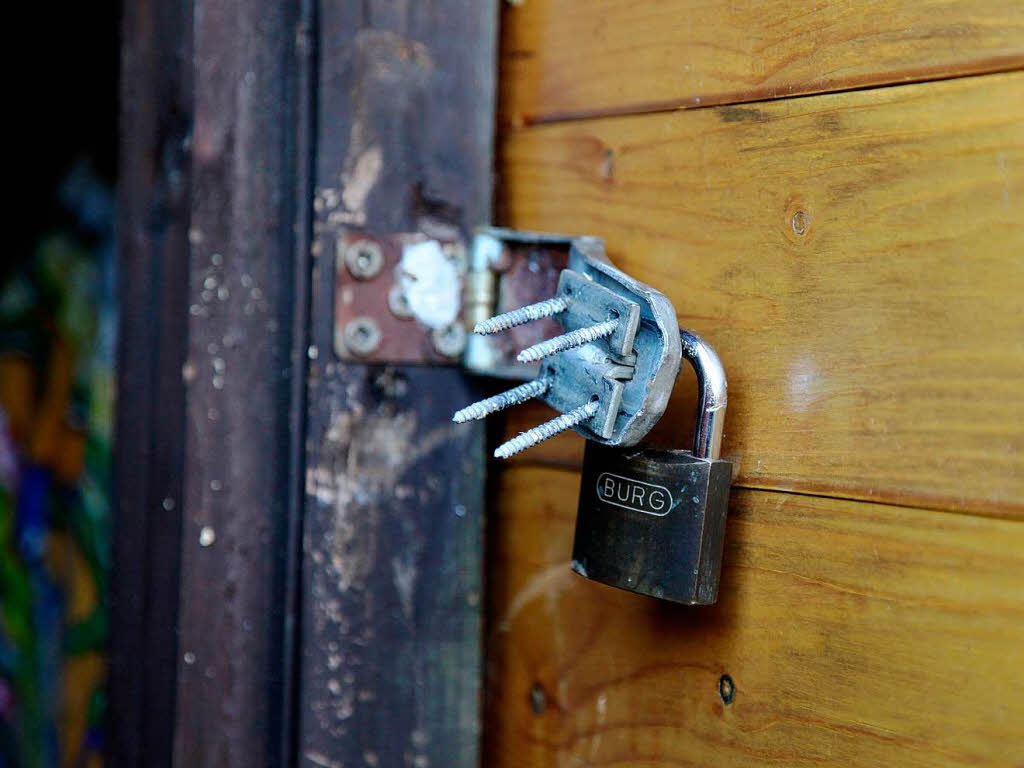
(529, 682), (546, 714)
(432, 323), (466, 358)
(790, 210), (810, 236)
(344, 239), (384, 280)
(388, 284), (414, 319)
(343, 316), (382, 356)
(719, 674), (736, 705)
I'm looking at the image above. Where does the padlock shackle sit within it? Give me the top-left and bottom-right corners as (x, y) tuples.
(680, 330), (727, 460)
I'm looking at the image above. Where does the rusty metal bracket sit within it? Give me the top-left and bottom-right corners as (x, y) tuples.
(334, 227), (573, 369)
(334, 230), (468, 363)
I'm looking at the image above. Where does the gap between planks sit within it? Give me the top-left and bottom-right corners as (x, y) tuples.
(508, 57), (1024, 127)
(489, 459), (1024, 524)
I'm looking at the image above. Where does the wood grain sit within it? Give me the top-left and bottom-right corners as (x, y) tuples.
(484, 466), (1024, 767)
(498, 71), (1024, 518)
(500, 0), (1024, 125)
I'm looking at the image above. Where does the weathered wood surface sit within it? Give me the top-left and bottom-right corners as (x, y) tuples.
(498, 71), (1024, 518)
(500, 0), (1024, 125)
(301, 368), (485, 767)
(296, 1), (497, 766)
(485, 466), (1024, 767)
(172, 0), (307, 764)
(110, 0), (191, 764)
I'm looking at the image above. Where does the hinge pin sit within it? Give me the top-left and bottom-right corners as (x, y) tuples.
(517, 319), (618, 363)
(473, 296), (570, 335)
(493, 399), (599, 459)
(452, 378), (549, 423)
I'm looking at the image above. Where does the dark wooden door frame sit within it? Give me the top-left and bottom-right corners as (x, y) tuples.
(112, 1), (497, 766)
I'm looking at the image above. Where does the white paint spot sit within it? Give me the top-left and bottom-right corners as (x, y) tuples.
(399, 240), (460, 329)
(411, 730), (429, 748)
(305, 752), (343, 768)
(787, 356), (823, 412)
(199, 526), (216, 547)
(392, 555), (418, 620)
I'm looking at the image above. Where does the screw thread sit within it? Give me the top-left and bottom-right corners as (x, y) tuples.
(493, 400), (599, 459)
(517, 319), (618, 363)
(474, 297), (570, 335)
(452, 379), (549, 423)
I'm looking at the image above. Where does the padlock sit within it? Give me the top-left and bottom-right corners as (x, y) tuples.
(571, 330), (732, 605)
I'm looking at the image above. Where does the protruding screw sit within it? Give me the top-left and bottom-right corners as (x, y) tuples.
(432, 323), (467, 358)
(344, 239), (384, 280)
(474, 297), (570, 335)
(493, 399), (599, 459)
(343, 316), (382, 356)
(517, 319), (618, 363)
(452, 378), (549, 423)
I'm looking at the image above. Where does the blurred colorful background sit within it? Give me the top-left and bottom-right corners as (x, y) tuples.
(2, 4), (118, 766)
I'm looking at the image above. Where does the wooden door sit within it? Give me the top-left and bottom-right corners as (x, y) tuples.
(484, 3), (1024, 766)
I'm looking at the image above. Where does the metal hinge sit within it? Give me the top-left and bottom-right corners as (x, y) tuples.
(334, 226), (685, 456)
(334, 226), (572, 371)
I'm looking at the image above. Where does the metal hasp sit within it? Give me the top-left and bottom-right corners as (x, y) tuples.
(456, 232), (682, 457)
(572, 332), (732, 605)
(454, 232), (733, 605)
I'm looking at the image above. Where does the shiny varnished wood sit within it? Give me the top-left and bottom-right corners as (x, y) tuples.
(498, 71), (1024, 518)
(485, 466), (1024, 767)
(501, 0), (1024, 125)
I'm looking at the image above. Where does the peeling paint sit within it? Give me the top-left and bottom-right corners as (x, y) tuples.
(339, 144), (383, 226)
(301, 397), (463, 738)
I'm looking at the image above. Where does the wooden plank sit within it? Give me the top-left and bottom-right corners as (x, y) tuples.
(500, 0), (1024, 125)
(171, 0), (308, 764)
(485, 466), (1024, 767)
(295, 1), (497, 766)
(498, 71), (1024, 518)
(110, 0), (191, 764)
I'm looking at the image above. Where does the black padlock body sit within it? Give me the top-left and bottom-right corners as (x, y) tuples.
(572, 442), (731, 605)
